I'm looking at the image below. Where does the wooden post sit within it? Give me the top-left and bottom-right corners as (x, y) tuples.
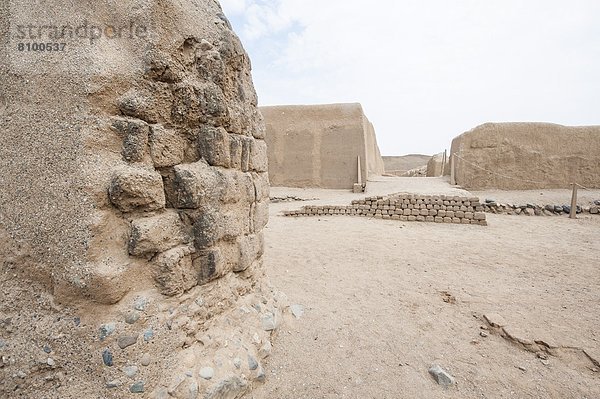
(441, 149), (447, 177)
(450, 154), (456, 185)
(357, 156), (362, 185)
(569, 183), (578, 219)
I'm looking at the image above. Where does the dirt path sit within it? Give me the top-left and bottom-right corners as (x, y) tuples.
(247, 182), (600, 398)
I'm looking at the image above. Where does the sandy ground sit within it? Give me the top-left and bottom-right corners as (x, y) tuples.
(471, 188), (600, 207)
(247, 178), (600, 399)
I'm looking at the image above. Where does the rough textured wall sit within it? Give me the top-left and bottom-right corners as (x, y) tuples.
(365, 120), (385, 177)
(0, 1), (281, 397)
(261, 103), (384, 189)
(383, 154), (431, 176)
(450, 123), (600, 190)
(426, 153), (445, 177)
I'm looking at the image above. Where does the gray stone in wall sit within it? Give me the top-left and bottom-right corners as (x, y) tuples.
(249, 140), (268, 172)
(149, 125), (186, 168)
(194, 248), (223, 284)
(118, 87), (173, 125)
(252, 201), (269, 233)
(197, 125), (231, 168)
(235, 232), (264, 272)
(192, 207), (250, 250)
(192, 211), (220, 249)
(153, 246), (197, 296)
(220, 170), (255, 205)
(229, 135), (244, 169)
(109, 167), (166, 212)
(172, 161), (222, 209)
(240, 137), (252, 172)
(111, 118), (150, 163)
(129, 211), (192, 257)
(252, 172), (270, 202)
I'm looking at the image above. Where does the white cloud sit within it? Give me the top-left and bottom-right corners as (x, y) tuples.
(219, 0), (248, 14)
(221, 0), (600, 155)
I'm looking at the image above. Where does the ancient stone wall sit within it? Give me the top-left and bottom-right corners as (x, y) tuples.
(261, 103), (384, 189)
(284, 194), (488, 225)
(0, 1), (280, 397)
(450, 123), (600, 190)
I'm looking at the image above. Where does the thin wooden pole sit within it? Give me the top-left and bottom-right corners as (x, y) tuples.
(569, 183), (578, 219)
(441, 150), (447, 177)
(450, 154), (456, 185)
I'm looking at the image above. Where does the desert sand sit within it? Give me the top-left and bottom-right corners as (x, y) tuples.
(247, 177), (600, 398)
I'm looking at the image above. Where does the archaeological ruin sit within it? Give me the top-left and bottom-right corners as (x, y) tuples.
(261, 103), (384, 190)
(0, 1), (282, 397)
(449, 122), (600, 190)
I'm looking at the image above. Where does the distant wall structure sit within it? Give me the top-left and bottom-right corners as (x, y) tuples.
(426, 153), (445, 177)
(383, 154), (430, 176)
(450, 123), (600, 190)
(260, 103), (384, 189)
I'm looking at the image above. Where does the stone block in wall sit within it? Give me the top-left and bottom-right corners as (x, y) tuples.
(249, 139), (268, 172)
(192, 207), (250, 249)
(118, 86), (173, 125)
(129, 211), (192, 257)
(240, 136), (252, 172)
(153, 245), (197, 296)
(111, 117), (150, 163)
(229, 135), (243, 169)
(251, 109), (267, 139)
(220, 169), (255, 205)
(193, 247), (224, 285)
(235, 232), (264, 272)
(474, 212), (486, 220)
(252, 172), (270, 202)
(197, 125), (231, 168)
(171, 82), (229, 128)
(149, 124), (186, 167)
(172, 160), (222, 209)
(252, 200), (269, 233)
(109, 166), (166, 212)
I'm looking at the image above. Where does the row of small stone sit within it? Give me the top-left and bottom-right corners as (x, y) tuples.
(283, 194), (487, 226)
(482, 199), (600, 216)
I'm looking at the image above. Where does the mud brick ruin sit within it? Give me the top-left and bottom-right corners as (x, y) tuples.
(449, 123), (600, 190)
(284, 194), (488, 226)
(0, 1), (283, 397)
(261, 103), (384, 190)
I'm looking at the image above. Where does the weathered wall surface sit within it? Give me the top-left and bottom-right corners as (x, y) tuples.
(261, 103), (384, 189)
(426, 153), (445, 177)
(365, 120), (385, 177)
(450, 123), (600, 190)
(0, 1), (282, 397)
(383, 154), (431, 176)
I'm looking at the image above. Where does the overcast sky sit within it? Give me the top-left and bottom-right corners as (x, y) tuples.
(220, 0), (600, 156)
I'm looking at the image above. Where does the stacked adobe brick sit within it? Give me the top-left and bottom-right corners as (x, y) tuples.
(284, 194), (487, 225)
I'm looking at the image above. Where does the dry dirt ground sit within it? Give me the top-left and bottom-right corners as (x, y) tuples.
(247, 178), (600, 399)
